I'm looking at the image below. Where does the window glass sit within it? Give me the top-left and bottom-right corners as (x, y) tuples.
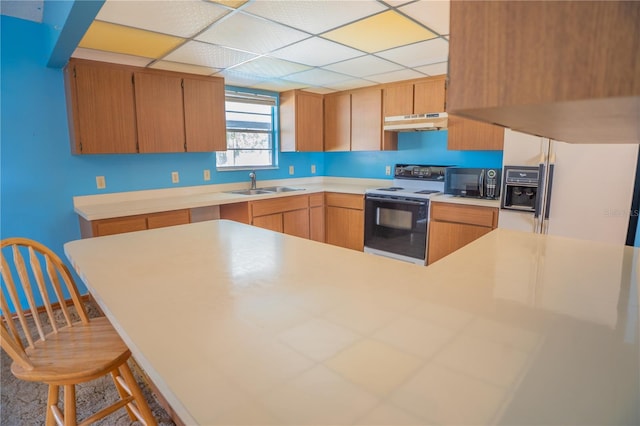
(216, 90), (278, 169)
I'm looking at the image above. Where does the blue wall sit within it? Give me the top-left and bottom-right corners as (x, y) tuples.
(1, 15), (504, 302)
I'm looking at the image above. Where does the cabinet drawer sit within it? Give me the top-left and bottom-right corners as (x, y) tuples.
(430, 202), (498, 228)
(251, 195), (308, 217)
(94, 216), (147, 236)
(325, 192), (363, 210)
(309, 192), (324, 207)
(147, 209), (190, 229)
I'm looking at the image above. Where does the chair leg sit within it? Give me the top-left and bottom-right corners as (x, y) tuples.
(63, 384), (76, 426)
(46, 385), (59, 426)
(110, 369), (136, 420)
(119, 362), (157, 426)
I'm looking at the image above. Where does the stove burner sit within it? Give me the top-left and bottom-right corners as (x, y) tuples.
(414, 189), (441, 195)
(377, 187), (405, 191)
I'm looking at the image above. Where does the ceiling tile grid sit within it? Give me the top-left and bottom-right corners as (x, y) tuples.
(70, 0), (451, 93)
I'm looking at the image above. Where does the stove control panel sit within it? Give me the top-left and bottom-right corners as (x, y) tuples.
(394, 164), (450, 180)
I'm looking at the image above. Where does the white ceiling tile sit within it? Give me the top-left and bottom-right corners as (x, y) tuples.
(164, 41), (257, 69)
(303, 87), (337, 95)
(324, 55), (404, 78)
(414, 61), (448, 76)
(324, 78), (378, 91)
(218, 71), (268, 87)
(228, 57), (311, 79)
(270, 37), (364, 67)
(376, 38), (449, 68)
(400, 0), (450, 36)
(96, 0), (229, 38)
(283, 68), (353, 86)
(71, 48), (153, 67)
(367, 68), (426, 84)
(149, 60), (219, 75)
(196, 12), (310, 54)
(382, 0), (414, 6)
(243, 0), (388, 34)
(250, 79), (308, 92)
(0, 0), (43, 23)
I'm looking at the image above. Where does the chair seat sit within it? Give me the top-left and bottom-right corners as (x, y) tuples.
(11, 317), (131, 385)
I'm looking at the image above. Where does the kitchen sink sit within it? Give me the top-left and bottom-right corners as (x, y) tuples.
(259, 186), (304, 193)
(227, 189), (274, 195)
(226, 186), (304, 196)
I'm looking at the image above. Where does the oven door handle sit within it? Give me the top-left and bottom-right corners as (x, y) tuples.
(366, 196), (426, 206)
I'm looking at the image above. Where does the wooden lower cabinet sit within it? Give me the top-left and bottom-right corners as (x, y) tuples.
(325, 192), (364, 251)
(283, 209), (309, 239)
(309, 193), (325, 242)
(252, 213), (283, 233)
(427, 202), (498, 264)
(80, 209), (191, 238)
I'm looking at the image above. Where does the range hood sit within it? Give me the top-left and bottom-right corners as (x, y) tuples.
(383, 112), (448, 132)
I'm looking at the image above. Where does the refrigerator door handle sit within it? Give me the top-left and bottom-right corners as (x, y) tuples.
(534, 163), (545, 233)
(542, 163), (555, 234)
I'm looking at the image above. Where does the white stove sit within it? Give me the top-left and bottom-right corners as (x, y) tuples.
(365, 164), (448, 200)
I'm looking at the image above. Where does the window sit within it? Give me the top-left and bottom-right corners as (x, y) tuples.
(216, 88), (278, 169)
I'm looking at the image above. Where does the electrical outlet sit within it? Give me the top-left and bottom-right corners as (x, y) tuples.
(96, 176), (106, 189)
(385, 165), (391, 176)
(203, 169), (211, 181)
(311, 164), (316, 174)
(289, 165), (295, 175)
(171, 171), (179, 184)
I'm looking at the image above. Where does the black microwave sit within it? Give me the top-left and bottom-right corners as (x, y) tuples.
(444, 168), (501, 199)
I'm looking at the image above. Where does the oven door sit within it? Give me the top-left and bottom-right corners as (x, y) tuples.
(364, 195), (428, 264)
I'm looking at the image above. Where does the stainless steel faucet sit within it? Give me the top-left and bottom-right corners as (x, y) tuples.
(249, 171), (256, 189)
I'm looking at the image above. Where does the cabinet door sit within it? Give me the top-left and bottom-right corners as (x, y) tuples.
(183, 77), (226, 152)
(384, 84), (414, 117)
(447, 115), (504, 151)
(296, 92), (324, 152)
(68, 61), (137, 154)
(324, 93), (351, 151)
(94, 216), (147, 237)
(253, 213), (283, 233)
(414, 79), (446, 114)
(428, 221), (493, 264)
(309, 193), (325, 242)
(351, 88), (383, 151)
(147, 209), (191, 229)
(135, 72), (185, 153)
(326, 206), (364, 251)
(283, 209), (310, 239)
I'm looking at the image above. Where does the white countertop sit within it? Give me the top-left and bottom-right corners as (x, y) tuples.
(431, 193), (501, 208)
(73, 177), (388, 221)
(64, 222), (639, 426)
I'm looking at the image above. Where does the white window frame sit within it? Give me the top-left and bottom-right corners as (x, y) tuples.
(216, 87), (279, 171)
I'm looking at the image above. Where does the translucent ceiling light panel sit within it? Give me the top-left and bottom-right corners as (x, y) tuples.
(78, 21), (185, 59)
(322, 10), (436, 53)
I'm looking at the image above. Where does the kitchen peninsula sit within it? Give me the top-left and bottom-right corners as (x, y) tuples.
(64, 221), (639, 426)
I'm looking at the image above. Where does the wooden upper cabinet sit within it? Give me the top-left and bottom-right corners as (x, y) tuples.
(352, 87), (397, 151)
(447, 115), (504, 151)
(65, 59), (227, 154)
(414, 79), (446, 114)
(448, 1), (640, 143)
(183, 77), (226, 152)
(280, 90), (323, 152)
(324, 92), (351, 151)
(384, 84), (414, 117)
(134, 72), (185, 153)
(383, 77), (446, 117)
(64, 59), (137, 154)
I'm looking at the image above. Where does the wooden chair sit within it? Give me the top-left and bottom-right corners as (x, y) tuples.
(0, 238), (157, 426)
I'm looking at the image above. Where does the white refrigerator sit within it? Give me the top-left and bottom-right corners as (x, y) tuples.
(499, 129), (639, 245)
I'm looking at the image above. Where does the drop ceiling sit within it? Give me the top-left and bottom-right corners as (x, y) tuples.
(14, 0), (452, 94)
